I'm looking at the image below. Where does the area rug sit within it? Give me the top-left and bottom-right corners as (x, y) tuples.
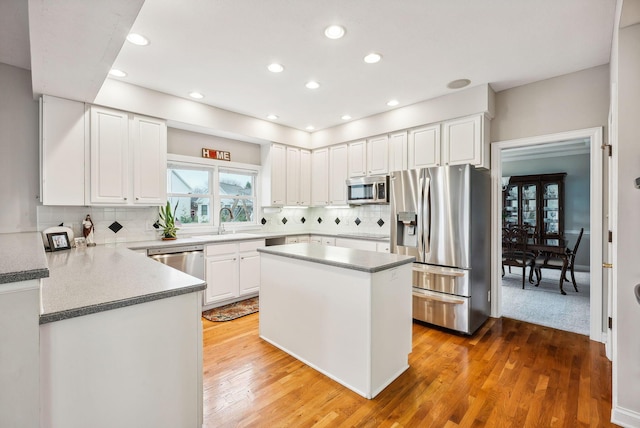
(501, 270), (590, 336)
(202, 297), (259, 322)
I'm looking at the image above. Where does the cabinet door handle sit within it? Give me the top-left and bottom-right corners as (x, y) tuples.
(136, 197), (139, 200)
(124, 197), (127, 201)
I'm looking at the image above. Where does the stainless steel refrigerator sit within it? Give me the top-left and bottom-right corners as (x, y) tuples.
(390, 164), (491, 334)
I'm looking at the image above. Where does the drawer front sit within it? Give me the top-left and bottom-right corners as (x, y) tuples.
(412, 263), (470, 296)
(412, 288), (470, 334)
(205, 243), (237, 257)
(238, 239), (265, 252)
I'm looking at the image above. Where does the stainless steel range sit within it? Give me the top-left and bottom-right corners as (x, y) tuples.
(390, 164), (491, 334)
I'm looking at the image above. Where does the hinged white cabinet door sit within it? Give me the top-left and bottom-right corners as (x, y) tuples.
(348, 140), (366, 178)
(367, 135), (389, 175)
(204, 255), (239, 304)
(299, 149), (311, 205)
(311, 148), (329, 206)
(239, 251), (260, 295)
(408, 125), (440, 169)
(388, 131), (407, 173)
(40, 96), (87, 206)
(90, 106), (129, 204)
(131, 115), (167, 205)
(265, 144), (287, 206)
(329, 144), (348, 205)
(286, 147), (301, 205)
(442, 114), (482, 166)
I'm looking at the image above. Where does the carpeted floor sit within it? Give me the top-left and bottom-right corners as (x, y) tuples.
(501, 269), (590, 335)
(202, 297), (259, 322)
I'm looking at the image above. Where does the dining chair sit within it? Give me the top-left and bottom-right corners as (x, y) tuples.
(502, 225), (536, 289)
(532, 227), (584, 292)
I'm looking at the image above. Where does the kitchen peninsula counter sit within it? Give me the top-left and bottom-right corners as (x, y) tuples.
(258, 243), (414, 399)
(41, 245), (205, 324)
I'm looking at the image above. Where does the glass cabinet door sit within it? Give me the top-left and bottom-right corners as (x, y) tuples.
(520, 183), (537, 228)
(543, 183), (560, 236)
(503, 184), (519, 226)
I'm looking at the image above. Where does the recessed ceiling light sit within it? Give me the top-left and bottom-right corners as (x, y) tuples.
(447, 79), (471, 89)
(306, 125), (315, 131)
(267, 63), (284, 73)
(267, 114), (279, 120)
(108, 69), (127, 78)
(305, 81), (320, 89)
(324, 25), (346, 39)
(364, 53), (382, 64)
(386, 99), (399, 107)
(126, 33), (150, 46)
(189, 92), (204, 99)
(341, 115), (352, 120)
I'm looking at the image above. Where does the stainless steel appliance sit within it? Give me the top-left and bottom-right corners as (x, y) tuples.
(390, 164), (490, 334)
(148, 245), (205, 280)
(346, 175), (389, 205)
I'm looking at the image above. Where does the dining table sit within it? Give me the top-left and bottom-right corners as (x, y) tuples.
(527, 238), (570, 295)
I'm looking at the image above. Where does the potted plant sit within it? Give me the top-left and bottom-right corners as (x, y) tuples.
(158, 201), (179, 240)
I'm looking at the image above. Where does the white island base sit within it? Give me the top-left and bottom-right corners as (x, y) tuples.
(258, 244), (413, 399)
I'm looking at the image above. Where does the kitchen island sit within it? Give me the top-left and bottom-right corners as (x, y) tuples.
(258, 243), (414, 399)
(41, 245), (206, 428)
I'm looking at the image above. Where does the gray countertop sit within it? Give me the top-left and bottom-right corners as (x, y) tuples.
(258, 243), (414, 273)
(0, 232), (49, 284)
(40, 246), (206, 324)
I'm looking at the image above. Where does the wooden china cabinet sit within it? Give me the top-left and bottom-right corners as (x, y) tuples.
(502, 173), (566, 242)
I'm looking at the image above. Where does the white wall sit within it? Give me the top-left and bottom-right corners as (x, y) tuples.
(168, 128), (261, 165)
(611, 18), (640, 426)
(0, 63), (39, 233)
(491, 65), (610, 142)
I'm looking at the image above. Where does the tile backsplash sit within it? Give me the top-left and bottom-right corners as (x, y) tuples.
(37, 206), (159, 245)
(37, 204), (391, 245)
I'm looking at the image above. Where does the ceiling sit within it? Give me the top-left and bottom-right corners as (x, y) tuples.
(1, 0), (617, 133)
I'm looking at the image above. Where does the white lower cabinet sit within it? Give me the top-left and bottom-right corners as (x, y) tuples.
(285, 235), (309, 244)
(335, 237), (377, 251)
(204, 240), (265, 306)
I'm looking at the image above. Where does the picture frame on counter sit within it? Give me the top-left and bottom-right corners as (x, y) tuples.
(47, 232), (71, 252)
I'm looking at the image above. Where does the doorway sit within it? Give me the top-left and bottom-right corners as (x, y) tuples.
(490, 127), (605, 342)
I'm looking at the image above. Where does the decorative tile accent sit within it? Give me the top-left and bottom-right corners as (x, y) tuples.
(355, 217), (361, 226)
(108, 221), (123, 233)
(301, 217), (306, 224)
(335, 217), (341, 225)
(317, 217), (323, 224)
(261, 218), (267, 225)
(282, 217), (288, 225)
(153, 221), (160, 229)
(377, 218), (385, 227)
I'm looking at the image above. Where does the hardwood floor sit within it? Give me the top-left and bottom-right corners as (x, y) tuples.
(202, 314), (615, 427)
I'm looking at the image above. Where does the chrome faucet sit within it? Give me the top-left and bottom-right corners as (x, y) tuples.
(218, 207), (234, 234)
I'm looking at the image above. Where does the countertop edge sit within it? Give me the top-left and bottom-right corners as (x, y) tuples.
(0, 268), (49, 285)
(40, 282), (206, 325)
(258, 246), (414, 273)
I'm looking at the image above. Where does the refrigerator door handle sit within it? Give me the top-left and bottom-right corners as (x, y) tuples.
(418, 173), (425, 262)
(423, 174), (431, 257)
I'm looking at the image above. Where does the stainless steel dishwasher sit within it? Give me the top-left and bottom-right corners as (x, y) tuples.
(147, 244), (205, 280)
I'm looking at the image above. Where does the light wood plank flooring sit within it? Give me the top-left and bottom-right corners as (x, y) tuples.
(202, 314), (615, 427)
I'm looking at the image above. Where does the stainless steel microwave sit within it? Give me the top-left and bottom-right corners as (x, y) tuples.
(346, 176), (389, 205)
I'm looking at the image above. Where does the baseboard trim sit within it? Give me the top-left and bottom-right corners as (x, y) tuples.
(611, 404), (640, 427)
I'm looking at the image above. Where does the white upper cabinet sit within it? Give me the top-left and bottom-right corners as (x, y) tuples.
(367, 135), (389, 176)
(348, 136), (389, 177)
(299, 149), (311, 205)
(442, 114), (488, 169)
(40, 95), (88, 206)
(408, 124), (440, 169)
(311, 148), (329, 206)
(261, 143), (287, 206)
(131, 115), (167, 205)
(90, 106), (130, 204)
(90, 106), (167, 205)
(285, 147), (311, 206)
(388, 131), (407, 173)
(329, 144), (348, 205)
(348, 140), (366, 178)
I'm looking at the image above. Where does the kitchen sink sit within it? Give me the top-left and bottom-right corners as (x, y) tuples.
(190, 233), (262, 242)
